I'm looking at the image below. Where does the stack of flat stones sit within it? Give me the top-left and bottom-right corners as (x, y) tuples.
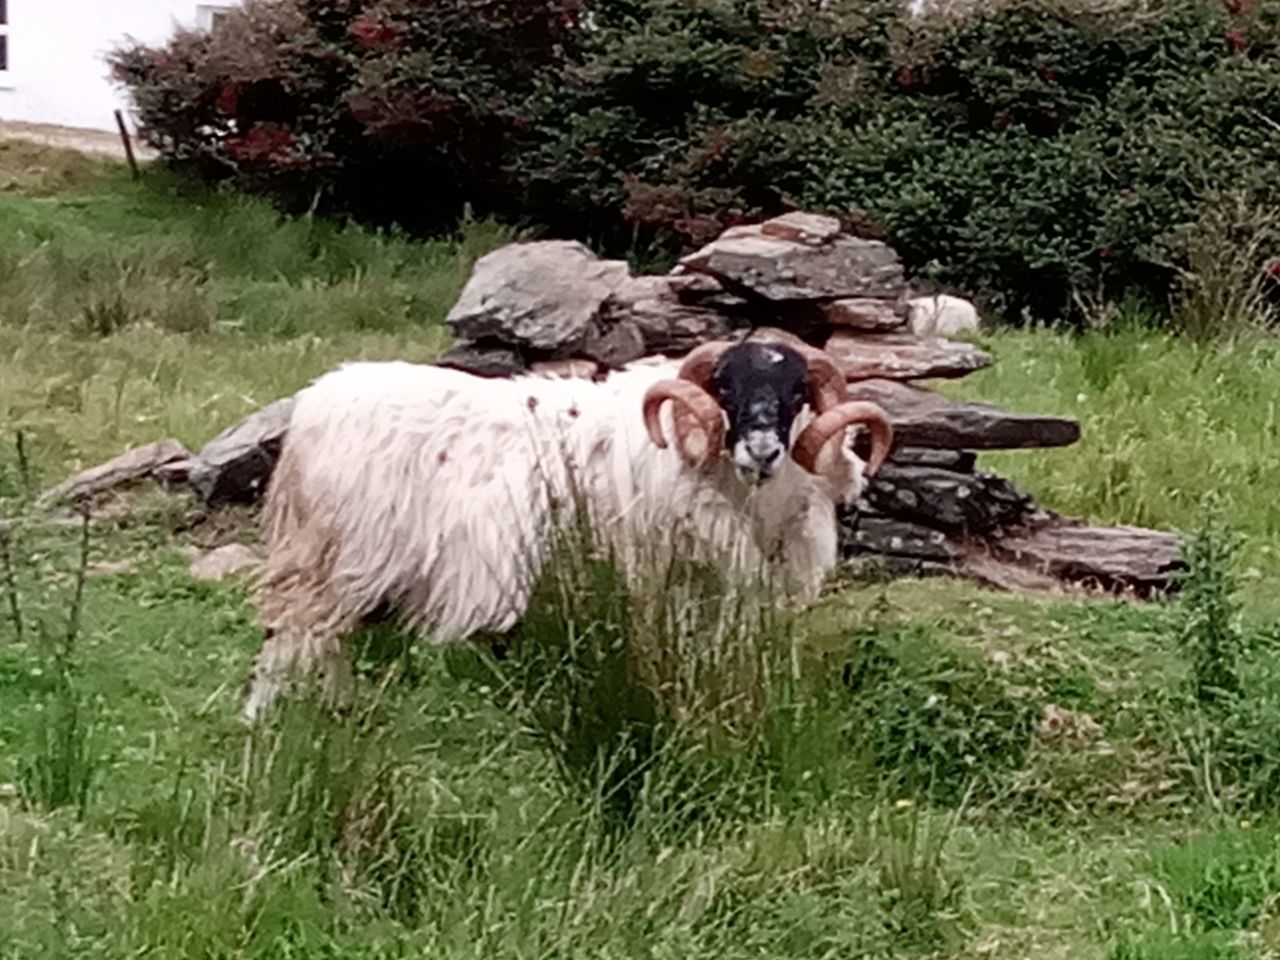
(441, 211), (1184, 596)
(36, 212), (1184, 597)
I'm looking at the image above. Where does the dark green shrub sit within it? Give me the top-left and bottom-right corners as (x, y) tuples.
(787, 0), (1280, 321)
(515, 0), (900, 254)
(513, 0), (1280, 320)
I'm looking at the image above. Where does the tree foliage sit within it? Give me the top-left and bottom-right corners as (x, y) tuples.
(111, 0), (1280, 324)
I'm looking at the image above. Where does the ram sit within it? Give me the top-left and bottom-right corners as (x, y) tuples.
(243, 337), (893, 719)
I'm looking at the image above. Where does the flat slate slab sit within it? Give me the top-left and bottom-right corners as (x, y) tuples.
(825, 332), (993, 381)
(36, 439), (190, 507)
(677, 219), (906, 301)
(438, 341), (527, 377)
(822, 298), (906, 331)
(974, 519), (1186, 598)
(847, 379), (1081, 450)
(187, 397), (296, 505)
(888, 447), (977, 472)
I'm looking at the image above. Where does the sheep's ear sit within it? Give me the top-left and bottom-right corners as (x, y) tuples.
(675, 408), (728, 466)
(677, 423), (712, 465)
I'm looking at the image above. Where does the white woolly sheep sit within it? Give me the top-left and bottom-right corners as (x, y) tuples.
(242, 338), (893, 720)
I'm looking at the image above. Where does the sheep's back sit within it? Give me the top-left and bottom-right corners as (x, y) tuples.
(263, 361), (679, 639)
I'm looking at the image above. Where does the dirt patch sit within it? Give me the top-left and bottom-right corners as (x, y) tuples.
(0, 137), (121, 195)
(0, 120), (156, 161)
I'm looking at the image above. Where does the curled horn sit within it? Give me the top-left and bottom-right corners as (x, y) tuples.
(789, 341), (849, 413)
(791, 402), (894, 478)
(641, 341), (734, 466)
(673, 340), (734, 390)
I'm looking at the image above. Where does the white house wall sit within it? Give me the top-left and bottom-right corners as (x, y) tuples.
(0, 1), (239, 132)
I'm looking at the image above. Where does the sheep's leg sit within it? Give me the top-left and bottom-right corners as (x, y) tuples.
(243, 621), (355, 723)
(243, 628), (291, 722)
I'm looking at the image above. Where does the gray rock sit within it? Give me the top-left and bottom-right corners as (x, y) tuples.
(37, 438), (191, 507)
(849, 555), (960, 580)
(190, 543), (262, 582)
(840, 513), (959, 563)
(823, 297), (906, 331)
(582, 317), (646, 368)
(759, 211), (843, 244)
(824, 331), (993, 381)
(154, 459), (195, 487)
(847, 379), (1081, 450)
(437, 342), (527, 378)
(446, 241), (631, 354)
(602, 275), (734, 353)
(889, 447), (977, 472)
(187, 397), (295, 505)
(861, 464), (1037, 535)
(678, 224), (905, 301)
(906, 294), (981, 337)
(975, 519), (1186, 598)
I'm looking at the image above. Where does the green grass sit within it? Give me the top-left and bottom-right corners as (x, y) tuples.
(950, 325), (1280, 616)
(0, 138), (122, 197)
(0, 153), (510, 338)
(3, 141), (1280, 959)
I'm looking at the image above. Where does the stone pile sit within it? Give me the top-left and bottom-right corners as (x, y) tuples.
(35, 212), (1185, 596)
(439, 211), (989, 379)
(437, 211), (1183, 596)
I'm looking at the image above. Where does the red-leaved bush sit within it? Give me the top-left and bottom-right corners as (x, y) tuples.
(110, 0), (580, 229)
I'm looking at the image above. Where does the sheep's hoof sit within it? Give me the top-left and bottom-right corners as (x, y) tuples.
(241, 677), (283, 725)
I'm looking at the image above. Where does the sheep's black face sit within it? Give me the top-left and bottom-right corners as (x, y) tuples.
(712, 342), (809, 486)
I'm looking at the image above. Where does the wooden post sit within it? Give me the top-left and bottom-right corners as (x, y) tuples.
(113, 109), (140, 180)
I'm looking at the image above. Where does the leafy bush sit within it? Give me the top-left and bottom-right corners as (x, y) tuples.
(532, 0), (1280, 321)
(112, 0), (1280, 324)
(109, 0), (579, 232)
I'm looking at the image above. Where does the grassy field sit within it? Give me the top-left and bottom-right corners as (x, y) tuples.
(2, 143), (1280, 960)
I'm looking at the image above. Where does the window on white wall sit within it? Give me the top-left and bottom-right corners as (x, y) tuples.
(197, 4), (235, 32)
(0, 0), (9, 74)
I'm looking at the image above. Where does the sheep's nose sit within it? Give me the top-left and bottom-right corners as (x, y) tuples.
(753, 447), (783, 473)
(733, 436), (784, 484)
